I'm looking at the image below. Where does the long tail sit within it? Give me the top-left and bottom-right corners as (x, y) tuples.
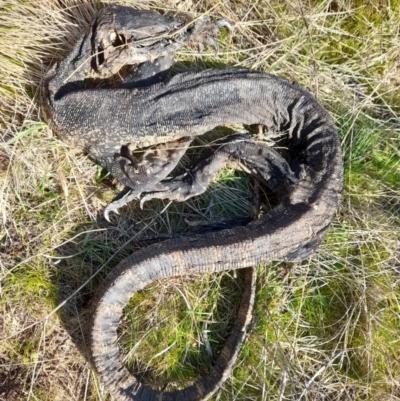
(91, 102), (342, 399)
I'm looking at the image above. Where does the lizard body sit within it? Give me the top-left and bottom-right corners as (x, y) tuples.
(44, 5), (343, 400)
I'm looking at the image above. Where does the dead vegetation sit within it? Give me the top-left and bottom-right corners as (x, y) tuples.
(0, 0), (399, 400)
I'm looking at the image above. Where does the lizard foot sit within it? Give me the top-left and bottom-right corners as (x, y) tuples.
(105, 138), (194, 218)
(187, 17), (233, 54)
(139, 175), (201, 209)
(104, 190), (139, 222)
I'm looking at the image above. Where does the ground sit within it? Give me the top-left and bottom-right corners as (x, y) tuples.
(0, 0), (399, 400)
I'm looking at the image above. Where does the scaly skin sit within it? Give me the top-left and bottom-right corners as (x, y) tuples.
(44, 5), (343, 401)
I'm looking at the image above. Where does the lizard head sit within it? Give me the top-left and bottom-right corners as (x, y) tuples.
(90, 6), (186, 77)
(89, 6), (233, 78)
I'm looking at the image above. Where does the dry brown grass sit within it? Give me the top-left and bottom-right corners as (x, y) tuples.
(1, 0), (400, 400)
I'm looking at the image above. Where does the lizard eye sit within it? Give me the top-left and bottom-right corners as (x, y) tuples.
(110, 32), (126, 48)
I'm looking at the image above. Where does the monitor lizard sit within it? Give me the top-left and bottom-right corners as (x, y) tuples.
(44, 5), (343, 401)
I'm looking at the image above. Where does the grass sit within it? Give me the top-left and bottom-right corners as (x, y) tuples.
(0, 0), (399, 400)
(118, 270), (246, 391)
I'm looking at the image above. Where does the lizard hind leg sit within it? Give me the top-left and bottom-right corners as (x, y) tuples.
(139, 135), (249, 207)
(104, 137), (193, 220)
(139, 134), (298, 208)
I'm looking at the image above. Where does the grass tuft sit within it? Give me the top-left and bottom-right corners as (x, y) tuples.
(0, 0), (399, 400)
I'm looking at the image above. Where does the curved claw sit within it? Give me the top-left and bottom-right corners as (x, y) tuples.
(206, 37), (219, 55)
(216, 19), (234, 32)
(104, 204), (120, 222)
(139, 194), (152, 210)
(103, 189), (139, 221)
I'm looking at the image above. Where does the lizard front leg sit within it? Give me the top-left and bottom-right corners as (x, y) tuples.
(104, 137), (193, 221)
